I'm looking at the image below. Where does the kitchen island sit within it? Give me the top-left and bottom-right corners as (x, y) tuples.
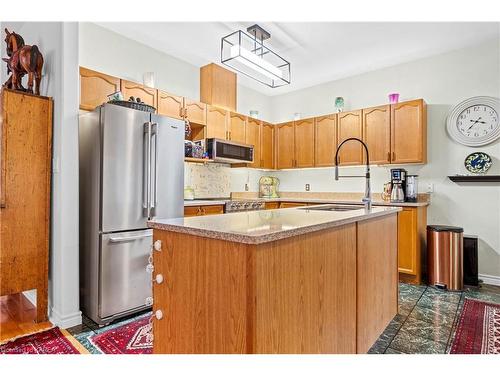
(148, 205), (401, 354)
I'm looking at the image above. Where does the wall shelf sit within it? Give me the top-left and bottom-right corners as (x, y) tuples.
(185, 157), (213, 164)
(448, 175), (500, 182)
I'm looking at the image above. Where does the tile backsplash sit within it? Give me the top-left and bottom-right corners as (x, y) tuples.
(184, 162), (266, 199)
(184, 163), (231, 198)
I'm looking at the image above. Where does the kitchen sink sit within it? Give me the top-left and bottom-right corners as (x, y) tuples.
(299, 204), (364, 212)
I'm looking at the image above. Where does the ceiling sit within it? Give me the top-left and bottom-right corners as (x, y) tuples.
(95, 22), (499, 96)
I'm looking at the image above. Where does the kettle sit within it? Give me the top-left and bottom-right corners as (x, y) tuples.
(391, 182), (405, 203)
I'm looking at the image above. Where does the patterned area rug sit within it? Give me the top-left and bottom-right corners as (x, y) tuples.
(0, 327), (88, 354)
(451, 298), (500, 354)
(89, 316), (152, 354)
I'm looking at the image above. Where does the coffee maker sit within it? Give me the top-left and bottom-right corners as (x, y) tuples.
(390, 168), (407, 202)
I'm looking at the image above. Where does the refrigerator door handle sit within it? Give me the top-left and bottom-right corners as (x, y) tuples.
(109, 233), (153, 243)
(151, 123), (159, 217)
(143, 122), (152, 217)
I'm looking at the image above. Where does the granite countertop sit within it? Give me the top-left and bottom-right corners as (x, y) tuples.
(149, 205), (401, 244)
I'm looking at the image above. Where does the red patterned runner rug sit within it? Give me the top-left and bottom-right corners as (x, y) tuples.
(90, 316), (152, 354)
(450, 298), (500, 354)
(0, 327), (89, 354)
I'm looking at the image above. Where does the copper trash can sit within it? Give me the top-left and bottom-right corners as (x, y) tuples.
(427, 225), (464, 291)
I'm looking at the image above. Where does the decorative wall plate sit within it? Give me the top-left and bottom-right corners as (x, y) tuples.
(446, 96), (500, 147)
(464, 152), (492, 174)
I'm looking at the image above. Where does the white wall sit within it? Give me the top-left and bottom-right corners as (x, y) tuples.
(269, 37), (500, 280)
(78, 23), (272, 121)
(1, 22), (81, 327)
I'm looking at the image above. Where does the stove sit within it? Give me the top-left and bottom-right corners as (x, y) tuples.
(225, 200), (265, 213)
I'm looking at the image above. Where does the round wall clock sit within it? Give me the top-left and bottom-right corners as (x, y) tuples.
(446, 96), (500, 147)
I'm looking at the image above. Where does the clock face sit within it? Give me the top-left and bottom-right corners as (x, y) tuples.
(456, 105), (499, 139)
(447, 96), (500, 147)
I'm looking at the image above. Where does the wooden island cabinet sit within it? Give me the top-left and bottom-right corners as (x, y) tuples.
(150, 209), (399, 354)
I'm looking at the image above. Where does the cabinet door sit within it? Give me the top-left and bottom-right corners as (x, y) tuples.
(391, 99), (426, 164)
(246, 118), (261, 168)
(362, 105), (391, 165)
(264, 202), (279, 210)
(277, 122), (295, 169)
(79, 67), (120, 111)
(228, 112), (246, 144)
(200, 205), (224, 215)
(184, 99), (206, 126)
(206, 105), (228, 139)
(157, 90), (184, 119)
(315, 114), (337, 167)
(337, 110), (363, 165)
(184, 206), (201, 217)
(120, 80), (157, 109)
(261, 122), (275, 169)
(294, 118), (315, 168)
(279, 202), (307, 208)
(397, 208), (417, 275)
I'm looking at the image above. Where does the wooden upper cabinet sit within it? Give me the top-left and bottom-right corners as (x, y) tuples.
(261, 122), (275, 169)
(157, 90), (184, 119)
(337, 110), (363, 165)
(277, 122), (295, 169)
(206, 105), (228, 139)
(391, 99), (427, 164)
(228, 112), (246, 144)
(246, 118), (261, 168)
(294, 118), (315, 168)
(314, 114), (337, 167)
(184, 99), (206, 126)
(362, 105), (391, 165)
(79, 67), (120, 111)
(121, 80), (157, 109)
(200, 63), (237, 111)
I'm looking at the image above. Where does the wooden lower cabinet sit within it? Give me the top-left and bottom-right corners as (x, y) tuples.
(184, 204), (224, 217)
(152, 214), (398, 353)
(264, 202), (280, 210)
(397, 206), (427, 284)
(279, 202), (308, 208)
(0, 90), (52, 322)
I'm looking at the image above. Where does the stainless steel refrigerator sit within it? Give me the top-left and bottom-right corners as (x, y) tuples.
(79, 104), (184, 325)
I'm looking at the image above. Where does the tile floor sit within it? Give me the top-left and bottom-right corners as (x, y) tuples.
(65, 283), (500, 354)
(368, 282), (500, 354)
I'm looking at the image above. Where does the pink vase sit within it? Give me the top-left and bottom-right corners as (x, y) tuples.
(388, 93), (400, 103)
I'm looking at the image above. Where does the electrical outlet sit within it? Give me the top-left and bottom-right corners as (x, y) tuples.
(305, 184), (310, 191)
(245, 183), (249, 191)
(426, 183), (434, 193)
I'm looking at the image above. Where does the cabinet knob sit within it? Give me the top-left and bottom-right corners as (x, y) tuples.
(155, 274), (164, 284)
(154, 240), (162, 251)
(155, 310), (163, 320)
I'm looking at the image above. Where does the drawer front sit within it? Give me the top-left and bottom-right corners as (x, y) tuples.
(264, 202), (280, 210)
(279, 202), (308, 208)
(201, 205), (224, 215)
(184, 206), (201, 217)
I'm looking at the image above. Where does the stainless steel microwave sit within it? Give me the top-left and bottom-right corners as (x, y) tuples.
(201, 138), (254, 164)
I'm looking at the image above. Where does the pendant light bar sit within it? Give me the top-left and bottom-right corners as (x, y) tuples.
(221, 26), (291, 88)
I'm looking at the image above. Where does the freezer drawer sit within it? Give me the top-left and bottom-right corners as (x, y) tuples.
(99, 230), (152, 319)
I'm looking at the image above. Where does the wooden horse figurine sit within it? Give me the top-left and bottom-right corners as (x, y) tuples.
(3, 28), (44, 95)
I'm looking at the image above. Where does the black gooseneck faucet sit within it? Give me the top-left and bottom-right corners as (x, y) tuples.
(334, 137), (371, 210)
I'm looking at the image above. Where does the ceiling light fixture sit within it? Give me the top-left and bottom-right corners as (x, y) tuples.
(221, 24), (291, 88)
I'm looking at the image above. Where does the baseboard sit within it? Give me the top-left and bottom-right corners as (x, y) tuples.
(22, 289), (37, 306)
(479, 273), (500, 287)
(49, 306), (82, 329)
